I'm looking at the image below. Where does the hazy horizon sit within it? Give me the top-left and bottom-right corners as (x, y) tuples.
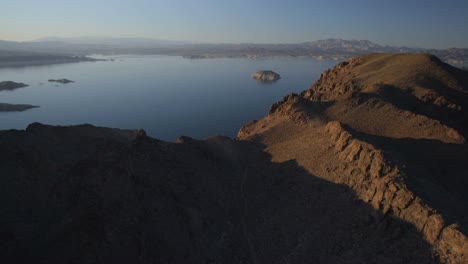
(2, 0), (467, 49)
(0, 36), (457, 50)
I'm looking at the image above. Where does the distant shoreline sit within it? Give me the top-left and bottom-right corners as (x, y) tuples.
(1, 38), (468, 67)
(0, 56), (104, 68)
(0, 51), (466, 68)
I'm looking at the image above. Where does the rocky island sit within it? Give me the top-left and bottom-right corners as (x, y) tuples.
(0, 81), (28, 91)
(48, 78), (74, 83)
(0, 81), (38, 111)
(0, 103), (38, 111)
(0, 53), (467, 264)
(251, 70), (281, 82)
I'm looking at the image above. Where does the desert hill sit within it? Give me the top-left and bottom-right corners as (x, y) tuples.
(299, 53), (468, 143)
(1, 53), (467, 263)
(239, 53), (468, 263)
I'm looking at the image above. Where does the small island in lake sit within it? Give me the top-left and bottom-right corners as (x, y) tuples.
(251, 70), (281, 82)
(0, 81), (37, 111)
(48, 79), (74, 84)
(0, 103), (38, 112)
(0, 81), (29, 91)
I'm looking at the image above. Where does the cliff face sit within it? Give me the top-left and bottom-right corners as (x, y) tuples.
(1, 53), (467, 263)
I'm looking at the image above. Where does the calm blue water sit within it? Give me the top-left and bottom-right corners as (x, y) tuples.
(0, 55), (337, 141)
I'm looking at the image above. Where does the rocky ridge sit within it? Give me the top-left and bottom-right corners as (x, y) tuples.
(0, 122), (441, 264)
(239, 53), (468, 263)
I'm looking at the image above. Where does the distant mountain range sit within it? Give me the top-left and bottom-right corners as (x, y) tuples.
(32, 36), (197, 46)
(1, 38), (467, 66)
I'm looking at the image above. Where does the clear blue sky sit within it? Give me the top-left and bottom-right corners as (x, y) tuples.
(1, 0), (467, 48)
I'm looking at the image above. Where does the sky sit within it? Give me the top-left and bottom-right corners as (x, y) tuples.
(1, 0), (467, 49)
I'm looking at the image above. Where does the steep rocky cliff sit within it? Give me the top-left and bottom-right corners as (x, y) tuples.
(1, 53), (467, 263)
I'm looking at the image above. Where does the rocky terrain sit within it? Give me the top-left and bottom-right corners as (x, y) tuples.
(239, 53), (468, 263)
(251, 70), (281, 82)
(1, 53), (467, 263)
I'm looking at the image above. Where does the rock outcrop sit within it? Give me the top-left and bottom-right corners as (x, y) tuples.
(1, 53), (467, 263)
(251, 70), (281, 82)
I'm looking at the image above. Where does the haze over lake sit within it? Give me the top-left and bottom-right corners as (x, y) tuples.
(0, 56), (336, 141)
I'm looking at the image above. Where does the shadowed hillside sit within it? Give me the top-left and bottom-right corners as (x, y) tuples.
(0, 123), (435, 263)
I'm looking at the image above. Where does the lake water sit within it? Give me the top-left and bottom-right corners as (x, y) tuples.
(0, 55), (337, 141)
